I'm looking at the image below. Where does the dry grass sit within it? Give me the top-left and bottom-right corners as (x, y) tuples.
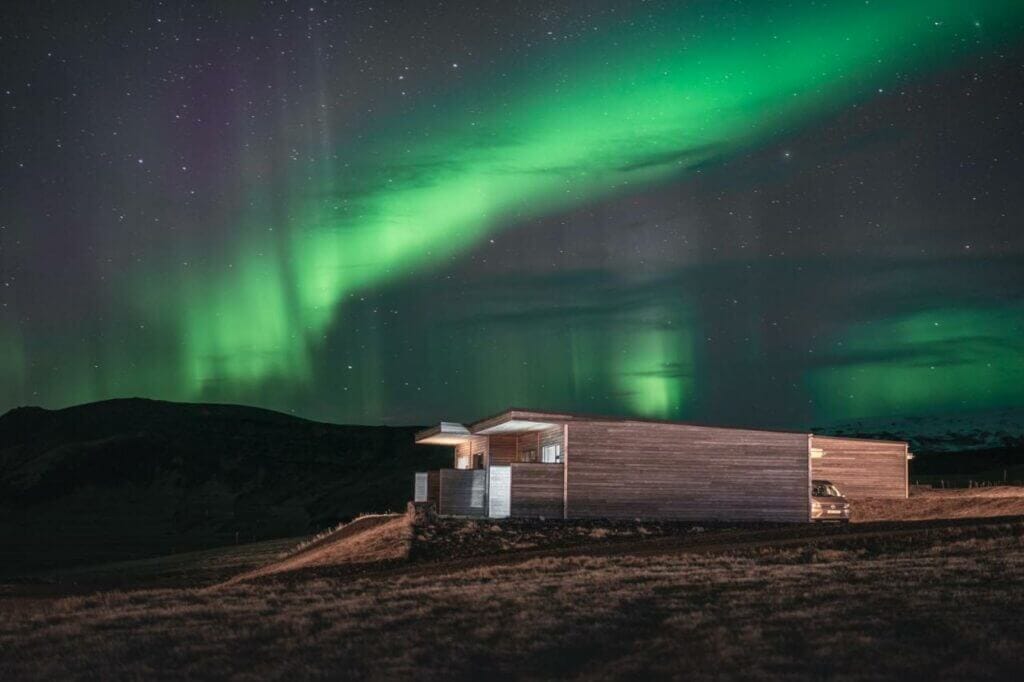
(4, 490), (1024, 679)
(288, 512), (399, 554)
(225, 513), (411, 584)
(854, 485), (1024, 523)
(2, 522), (1023, 680)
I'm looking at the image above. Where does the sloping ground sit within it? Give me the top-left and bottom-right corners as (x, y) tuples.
(225, 512), (412, 584)
(853, 486), (1024, 522)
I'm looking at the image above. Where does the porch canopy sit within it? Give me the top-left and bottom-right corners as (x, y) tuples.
(473, 418), (558, 435)
(414, 421), (473, 445)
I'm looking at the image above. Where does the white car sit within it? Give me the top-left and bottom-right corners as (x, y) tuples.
(811, 480), (850, 522)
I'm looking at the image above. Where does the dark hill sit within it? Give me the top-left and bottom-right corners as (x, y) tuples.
(0, 398), (448, 574)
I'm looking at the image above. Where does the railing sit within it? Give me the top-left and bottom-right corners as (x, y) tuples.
(912, 475), (1024, 489)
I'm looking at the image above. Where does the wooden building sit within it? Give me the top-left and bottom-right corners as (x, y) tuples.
(414, 409), (909, 522)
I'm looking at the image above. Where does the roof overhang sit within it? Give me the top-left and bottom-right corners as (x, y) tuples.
(469, 409), (569, 434)
(415, 422), (473, 445)
(473, 418), (558, 435)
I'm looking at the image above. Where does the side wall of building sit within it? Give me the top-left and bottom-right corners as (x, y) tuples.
(811, 436), (907, 499)
(566, 421), (810, 522)
(510, 463), (564, 517)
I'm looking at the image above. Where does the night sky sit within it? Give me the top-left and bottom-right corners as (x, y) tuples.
(2, 0), (1023, 428)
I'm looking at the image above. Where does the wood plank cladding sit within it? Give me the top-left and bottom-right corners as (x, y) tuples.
(539, 425), (562, 451)
(811, 435), (907, 499)
(454, 442), (470, 468)
(453, 437), (488, 469)
(438, 469), (486, 516)
(488, 434), (517, 465)
(510, 463), (564, 518)
(566, 421), (810, 522)
(516, 432), (540, 462)
(471, 436), (487, 463)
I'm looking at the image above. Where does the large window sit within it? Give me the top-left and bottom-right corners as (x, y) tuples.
(541, 444), (562, 464)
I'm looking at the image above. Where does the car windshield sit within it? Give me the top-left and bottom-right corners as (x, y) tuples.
(812, 483), (842, 497)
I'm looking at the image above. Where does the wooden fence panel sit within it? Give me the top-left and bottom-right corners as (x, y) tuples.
(439, 469), (486, 516)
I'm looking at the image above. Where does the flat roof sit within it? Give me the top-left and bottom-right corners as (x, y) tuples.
(464, 407), (908, 445)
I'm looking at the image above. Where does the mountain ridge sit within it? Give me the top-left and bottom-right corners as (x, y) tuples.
(813, 407), (1024, 454)
(0, 397), (448, 574)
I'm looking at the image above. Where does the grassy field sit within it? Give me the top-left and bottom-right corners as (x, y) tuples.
(2, 519), (1023, 679)
(3, 489), (1024, 680)
(854, 485), (1024, 522)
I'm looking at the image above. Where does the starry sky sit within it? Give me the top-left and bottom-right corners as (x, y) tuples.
(2, 0), (1023, 428)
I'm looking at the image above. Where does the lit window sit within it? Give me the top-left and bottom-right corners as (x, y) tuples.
(541, 444), (562, 464)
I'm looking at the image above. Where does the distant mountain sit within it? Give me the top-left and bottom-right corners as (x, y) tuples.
(813, 408), (1024, 454)
(0, 398), (449, 574)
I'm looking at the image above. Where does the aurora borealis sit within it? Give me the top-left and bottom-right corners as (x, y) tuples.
(2, 1), (1023, 427)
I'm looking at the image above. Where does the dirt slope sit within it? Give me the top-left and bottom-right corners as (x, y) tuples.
(853, 486), (1024, 522)
(225, 513), (411, 584)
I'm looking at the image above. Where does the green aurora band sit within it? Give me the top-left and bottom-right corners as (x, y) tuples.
(808, 306), (1024, 421)
(105, 0), (1024, 420)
